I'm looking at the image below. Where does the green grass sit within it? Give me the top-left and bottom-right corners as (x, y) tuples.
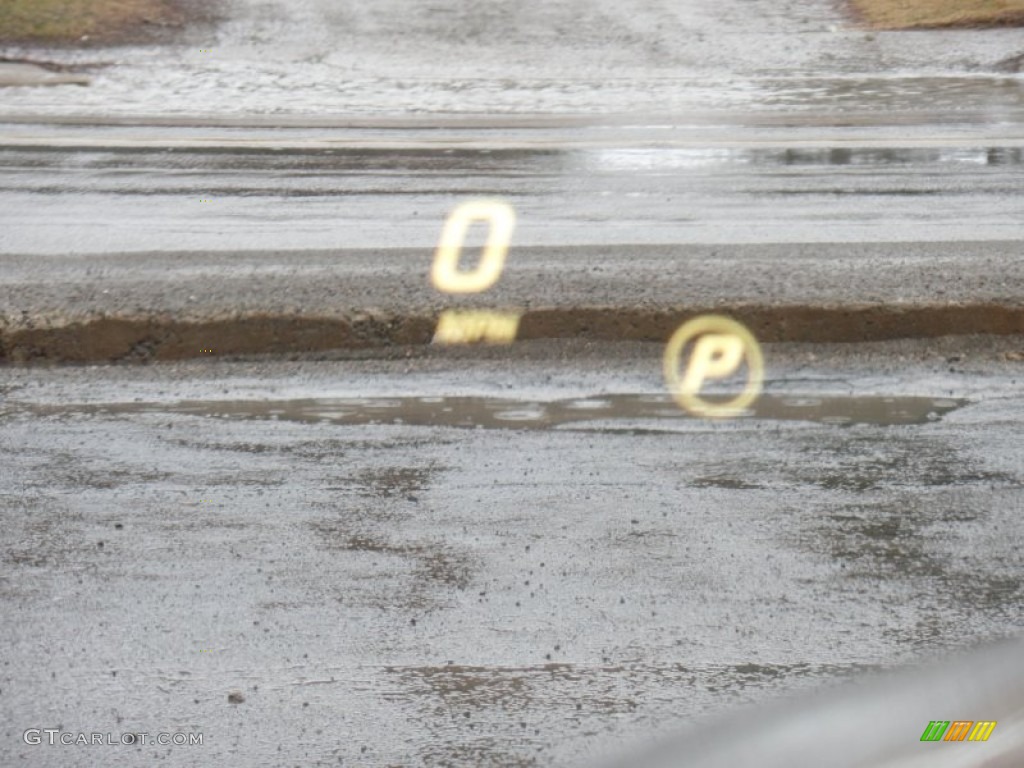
(851, 0), (1024, 29)
(0, 0), (185, 44)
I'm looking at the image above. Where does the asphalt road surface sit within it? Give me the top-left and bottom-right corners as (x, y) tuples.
(3, 0), (1023, 118)
(3, 121), (1024, 255)
(2, 1), (1024, 766)
(1, 338), (1022, 767)
(1, 123), (1023, 365)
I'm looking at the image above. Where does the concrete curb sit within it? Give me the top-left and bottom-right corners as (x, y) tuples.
(2, 242), (1023, 364)
(3, 303), (1024, 364)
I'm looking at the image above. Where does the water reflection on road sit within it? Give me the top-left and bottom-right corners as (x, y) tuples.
(18, 392), (967, 430)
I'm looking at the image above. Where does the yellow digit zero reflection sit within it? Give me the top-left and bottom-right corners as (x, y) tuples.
(663, 315), (764, 419)
(431, 200), (515, 294)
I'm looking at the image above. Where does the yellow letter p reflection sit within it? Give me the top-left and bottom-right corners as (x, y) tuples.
(663, 315), (764, 419)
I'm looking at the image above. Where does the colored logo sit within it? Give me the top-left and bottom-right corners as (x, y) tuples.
(920, 721), (997, 742)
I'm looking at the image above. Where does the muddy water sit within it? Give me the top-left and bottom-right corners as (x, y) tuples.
(17, 393), (967, 429)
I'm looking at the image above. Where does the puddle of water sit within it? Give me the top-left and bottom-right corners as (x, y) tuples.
(759, 75), (1024, 116)
(583, 145), (1024, 172)
(22, 393), (967, 430)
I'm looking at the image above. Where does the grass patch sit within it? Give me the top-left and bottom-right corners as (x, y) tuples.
(851, 0), (1024, 29)
(0, 0), (203, 44)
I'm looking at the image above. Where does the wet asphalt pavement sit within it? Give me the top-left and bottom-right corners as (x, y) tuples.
(2, 0), (1023, 119)
(3, 130), (1024, 256)
(1, 131), (1023, 364)
(2, 0), (1024, 765)
(1, 338), (1022, 766)
(2, 0), (1023, 362)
